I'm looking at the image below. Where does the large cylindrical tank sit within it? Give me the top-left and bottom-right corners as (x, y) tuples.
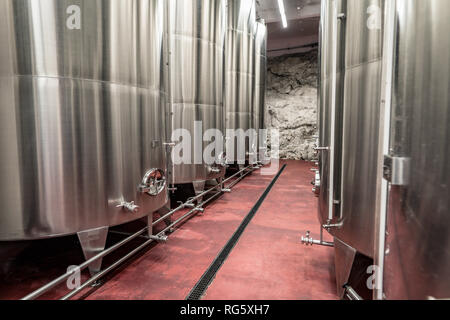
(383, 0), (450, 300)
(317, 0), (338, 225)
(333, 0), (384, 258)
(225, 0), (257, 164)
(317, 0), (348, 226)
(0, 0), (167, 240)
(164, 0), (227, 185)
(253, 21), (268, 164)
(317, 0), (384, 258)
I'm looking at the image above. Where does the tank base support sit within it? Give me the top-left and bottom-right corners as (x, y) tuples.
(77, 226), (109, 277)
(156, 207), (174, 233)
(192, 181), (206, 205)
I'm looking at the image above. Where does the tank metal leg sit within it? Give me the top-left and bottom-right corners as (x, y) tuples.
(192, 180), (206, 205)
(157, 205), (174, 233)
(146, 214), (153, 238)
(146, 213), (169, 242)
(206, 179), (220, 187)
(238, 164), (245, 177)
(334, 238), (357, 299)
(77, 226), (109, 277)
(216, 176), (231, 193)
(215, 177), (223, 192)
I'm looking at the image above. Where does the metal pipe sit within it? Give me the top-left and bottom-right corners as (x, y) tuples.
(108, 230), (152, 240)
(344, 285), (363, 300)
(157, 191), (223, 236)
(61, 193), (224, 300)
(327, 0), (339, 222)
(21, 226), (150, 300)
(23, 165), (255, 300)
(312, 239), (334, 247)
(223, 165), (253, 183)
(152, 203), (186, 226)
(301, 236), (334, 247)
(26, 203), (204, 300)
(226, 167), (254, 189)
(373, 0), (397, 300)
(61, 237), (157, 300)
(153, 165), (253, 226)
(323, 222), (343, 229)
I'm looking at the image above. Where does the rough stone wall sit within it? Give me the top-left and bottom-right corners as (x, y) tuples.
(265, 50), (318, 160)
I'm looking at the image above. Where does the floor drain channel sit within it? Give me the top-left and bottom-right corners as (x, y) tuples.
(186, 164), (287, 300)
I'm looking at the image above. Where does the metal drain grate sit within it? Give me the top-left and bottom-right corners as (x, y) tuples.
(186, 164), (287, 300)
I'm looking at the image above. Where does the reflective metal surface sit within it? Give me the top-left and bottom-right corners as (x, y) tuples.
(333, 0), (384, 258)
(334, 237), (357, 298)
(0, 0), (167, 240)
(383, 0), (450, 300)
(317, 0), (335, 225)
(317, 0), (346, 226)
(253, 21), (267, 163)
(225, 0), (257, 163)
(318, 0), (384, 257)
(77, 226), (109, 276)
(165, 0), (227, 184)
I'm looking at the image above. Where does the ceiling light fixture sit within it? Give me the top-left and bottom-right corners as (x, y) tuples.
(277, 0), (288, 28)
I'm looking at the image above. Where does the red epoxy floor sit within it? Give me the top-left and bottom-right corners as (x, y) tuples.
(204, 160), (337, 300)
(0, 160), (337, 300)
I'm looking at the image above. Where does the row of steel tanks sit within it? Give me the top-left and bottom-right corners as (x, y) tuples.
(161, 0), (267, 211)
(311, 0), (450, 300)
(162, 0), (228, 211)
(0, 0), (267, 276)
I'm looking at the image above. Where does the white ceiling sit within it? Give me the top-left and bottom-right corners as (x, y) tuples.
(256, 0), (321, 23)
(256, 0), (320, 57)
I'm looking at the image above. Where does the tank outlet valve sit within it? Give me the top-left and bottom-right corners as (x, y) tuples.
(337, 13), (347, 20)
(301, 231), (334, 247)
(184, 203), (196, 209)
(116, 201), (139, 213)
(163, 142), (176, 148)
(149, 234), (168, 243)
(194, 207), (204, 213)
(208, 166), (221, 174)
(323, 222), (343, 231)
(217, 152), (228, 167)
(311, 171), (321, 195)
(301, 231), (314, 246)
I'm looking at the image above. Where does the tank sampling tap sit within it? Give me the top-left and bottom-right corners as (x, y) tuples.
(116, 201), (139, 213)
